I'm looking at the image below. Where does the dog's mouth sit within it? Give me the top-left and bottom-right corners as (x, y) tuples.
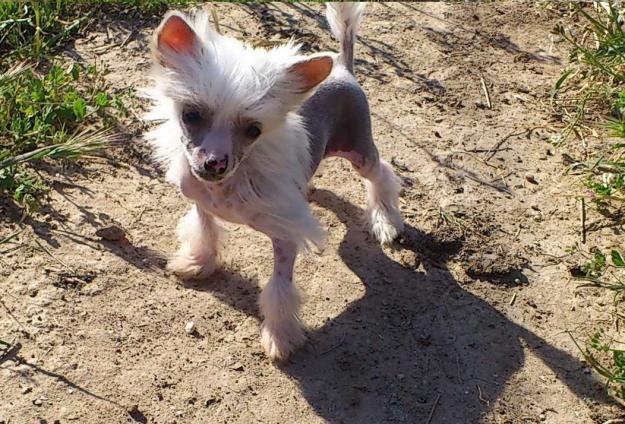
(190, 157), (244, 183)
(190, 166), (230, 182)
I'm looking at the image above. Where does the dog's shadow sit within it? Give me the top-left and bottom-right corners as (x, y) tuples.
(190, 189), (610, 422)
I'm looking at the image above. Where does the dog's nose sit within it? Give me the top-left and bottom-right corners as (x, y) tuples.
(203, 155), (228, 175)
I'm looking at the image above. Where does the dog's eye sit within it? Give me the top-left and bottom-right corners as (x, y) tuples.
(182, 109), (201, 125)
(245, 124), (262, 139)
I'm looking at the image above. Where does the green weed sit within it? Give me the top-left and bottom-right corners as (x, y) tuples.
(85, 0), (196, 15)
(551, 3), (625, 211)
(554, 1), (625, 401)
(0, 1), (84, 69)
(573, 246), (625, 399)
(0, 63), (119, 211)
(0, 0), (196, 218)
(573, 332), (625, 400)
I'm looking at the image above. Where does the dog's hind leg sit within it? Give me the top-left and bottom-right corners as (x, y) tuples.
(331, 144), (404, 244)
(358, 154), (404, 244)
(259, 239), (306, 361)
(307, 79), (403, 244)
(167, 204), (220, 279)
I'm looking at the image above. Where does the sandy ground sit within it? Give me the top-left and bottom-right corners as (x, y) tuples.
(1, 2), (624, 423)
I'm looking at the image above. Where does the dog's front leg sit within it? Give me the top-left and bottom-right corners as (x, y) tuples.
(168, 161), (221, 279)
(167, 204), (220, 279)
(259, 239), (306, 361)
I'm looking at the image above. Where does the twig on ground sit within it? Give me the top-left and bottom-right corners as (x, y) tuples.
(426, 393), (441, 424)
(480, 75), (492, 109)
(562, 152), (622, 174)
(476, 384), (489, 405)
(491, 170), (515, 189)
(0, 298), (28, 336)
(467, 147), (511, 153)
(581, 198), (587, 244)
(120, 30), (134, 48)
(32, 238), (75, 274)
(509, 293), (517, 306)
(0, 227), (24, 245)
(450, 151), (501, 169)
(318, 333), (346, 356)
(211, 7), (221, 34)
(486, 126), (542, 161)
(132, 206), (147, 226)
(0, 337), (19, 363)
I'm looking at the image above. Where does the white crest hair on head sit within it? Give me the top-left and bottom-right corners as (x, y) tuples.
(143, 10), (331, 251)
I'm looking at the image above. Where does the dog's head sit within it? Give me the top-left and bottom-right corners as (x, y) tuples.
(151, 11), (333, 183)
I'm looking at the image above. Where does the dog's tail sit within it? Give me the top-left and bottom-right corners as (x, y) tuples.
(325, 2), (365, 74)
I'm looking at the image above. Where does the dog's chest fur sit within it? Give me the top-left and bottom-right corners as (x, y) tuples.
(180, 170), (257, 225)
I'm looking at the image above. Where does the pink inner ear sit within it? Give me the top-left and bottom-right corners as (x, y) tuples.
(289, 56), (333, 93)
(158, 15), (196, 54)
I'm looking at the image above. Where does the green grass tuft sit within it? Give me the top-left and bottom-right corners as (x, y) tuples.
(572, 246), (625, 399)
(0, 61), (122, 211)
(554, 1), (625, 402)
(0, 1), (85, 69)
(0, 0), (188, 212)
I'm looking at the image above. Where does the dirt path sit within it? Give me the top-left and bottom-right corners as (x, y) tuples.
(1, 2), (622, 423)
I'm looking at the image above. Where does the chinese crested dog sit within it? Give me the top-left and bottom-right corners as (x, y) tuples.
(145, 3), (403, 360)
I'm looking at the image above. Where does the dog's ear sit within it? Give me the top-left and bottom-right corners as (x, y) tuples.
(154, 12), (199, 67)
(287, 56), (333, 94)
(262, 55), (333, 113)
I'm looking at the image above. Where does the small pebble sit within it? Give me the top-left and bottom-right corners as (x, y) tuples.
(185, 321), (195, 334)
(95, 225), (126, 241)
(525, 173), (539, 185)
(33, 399), (42, 406)
(230, 362), (244, 371)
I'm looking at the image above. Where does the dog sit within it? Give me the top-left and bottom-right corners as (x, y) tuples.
(145, 3), (404, 361)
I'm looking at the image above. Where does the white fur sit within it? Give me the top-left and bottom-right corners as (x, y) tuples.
(167, 204), (221, 278)
(326, 3), (365, 42)
(259, 274), (306, 361)
(363, 160), (404, 245)
(326, 3), (365, 72)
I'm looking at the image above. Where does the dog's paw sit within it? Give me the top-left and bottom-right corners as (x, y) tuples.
(366, 205), (404, 245)
(260, 320), (306, 361)
(167, 251), (217, 280)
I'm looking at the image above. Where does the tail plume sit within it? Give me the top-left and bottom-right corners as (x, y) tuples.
(325, 2), (365, 74)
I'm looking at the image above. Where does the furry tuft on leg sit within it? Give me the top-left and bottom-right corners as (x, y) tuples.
(259, 276), (306, 361)
(364, 160), (404, 244)
(167, 205), (221, 279)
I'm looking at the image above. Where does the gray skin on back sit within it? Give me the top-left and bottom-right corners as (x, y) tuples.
(298, 72), (380, 180)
